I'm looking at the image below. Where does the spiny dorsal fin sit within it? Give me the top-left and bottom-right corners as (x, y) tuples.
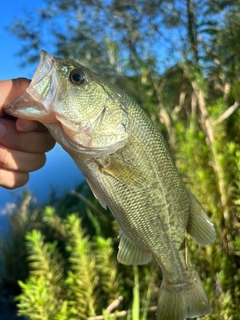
(117, 231), (152, 265)
(186, 188), (216, 245)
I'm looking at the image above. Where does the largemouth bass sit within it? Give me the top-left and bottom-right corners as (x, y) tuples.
(5, 51), (216, 320)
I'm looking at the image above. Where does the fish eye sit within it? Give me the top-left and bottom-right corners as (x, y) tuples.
(69, 69), (86, 85)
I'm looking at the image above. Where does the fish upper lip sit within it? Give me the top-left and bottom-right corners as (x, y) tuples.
(3, 50), (57, 121)
(31, 50), (55, 87)
(24, 50), (58, 113)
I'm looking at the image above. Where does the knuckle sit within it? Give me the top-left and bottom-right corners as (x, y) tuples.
(0, 146), (14, 170)
(0, 169), (29, 189)
(31, 154), (46, 171)
(41, 131), (56, 152)
(14, 172), (29, 187)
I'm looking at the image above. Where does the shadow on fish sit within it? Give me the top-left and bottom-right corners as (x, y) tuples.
(4, 50), (216, 320)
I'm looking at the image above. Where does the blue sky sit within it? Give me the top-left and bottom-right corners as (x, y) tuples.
(0, 1), (41, 80)
(0, 1), (84, 213)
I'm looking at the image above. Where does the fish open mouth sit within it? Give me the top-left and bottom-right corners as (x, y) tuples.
(31, 50), (55, 88)
(4, 50), (129, 156)
(4, 50), (58, 123)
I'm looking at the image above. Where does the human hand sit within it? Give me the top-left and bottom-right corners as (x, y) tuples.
(0, 78), (56, 189)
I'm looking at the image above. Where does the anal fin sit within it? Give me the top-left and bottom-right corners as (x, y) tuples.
(117, 231), (152, 265)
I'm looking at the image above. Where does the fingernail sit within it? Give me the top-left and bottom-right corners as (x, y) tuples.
(0, 123), (6, 139)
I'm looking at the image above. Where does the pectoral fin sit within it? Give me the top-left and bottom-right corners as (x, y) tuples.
(85, 176), (107, 209)
(186, 188), (216, 245)
(101, 157), (146, 186)
(117, 231), (152, 265)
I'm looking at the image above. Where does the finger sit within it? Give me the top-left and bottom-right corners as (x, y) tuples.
(0, 118), (55, 153)
(16, 118), (48, 132)
(0, 145), (46, 172)
(0, 78), (30, 115)
(0, 79), (47, 133)
(0, 168), (29, 189)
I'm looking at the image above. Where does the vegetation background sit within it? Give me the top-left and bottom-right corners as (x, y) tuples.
(0, 0), (240, 319)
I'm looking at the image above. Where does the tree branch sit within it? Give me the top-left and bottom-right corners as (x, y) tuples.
(87, 306), (157, 320)
(105, 296), (123, 313)
(213, 101), (239, 126)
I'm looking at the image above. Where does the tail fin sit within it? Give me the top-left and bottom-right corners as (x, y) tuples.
(157, 270), (211, 320)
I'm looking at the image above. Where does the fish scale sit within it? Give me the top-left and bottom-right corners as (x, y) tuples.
(5, 50), (216, 320)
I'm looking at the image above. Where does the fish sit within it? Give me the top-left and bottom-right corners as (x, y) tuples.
(4, 50), (216, 320)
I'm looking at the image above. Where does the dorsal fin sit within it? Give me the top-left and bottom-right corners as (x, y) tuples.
(186, 188), (216, 245)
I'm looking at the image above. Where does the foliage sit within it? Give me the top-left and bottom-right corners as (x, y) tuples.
(0, 195), (42, 295)
(12, 206), (157, 319)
